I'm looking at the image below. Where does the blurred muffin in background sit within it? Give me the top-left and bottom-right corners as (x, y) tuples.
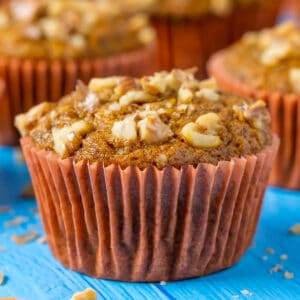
(151, 0), (282, 78)
(0, 0), (156, 145)
(208, 21), (300, 189)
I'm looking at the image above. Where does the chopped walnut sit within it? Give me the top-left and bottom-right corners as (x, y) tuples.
(196, 112), (221, 133)
(199, 77), (219, 90)
(119, 90), (156, 106)
(15, 102), (53, 136)
(5, 217), (28, 227)
(260, 41), (291, 66)
(196, 88), (220, 101)
(89, 77), (121, 94)
(178, 87), (194, 104)
(181, 122), (222, 148)
(0, 11), (9, 28)
(137, 114), (173, 144)
(52, 120), (93, 157)
(274, 21), (297, 36)
(233, 100), (268, 129)
(156, 154), (168, 165)
(40, 17), (67, 40)
(289, 223), (300, 235)
(10, 0), (41, 21)
(70, 288), (98, 300)
(141, 74), (168, 94)
(289, 68), (300, 93)
(112, 117), (137, 143)
(108, 102), (121, 112)
(80, 92), (100, 112)
(210, 0), (232, 15)
(284, 271), (294, 280)
(12, 231), (38, 245)
(269, 264), (283, 274)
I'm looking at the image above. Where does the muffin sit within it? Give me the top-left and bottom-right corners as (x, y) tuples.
(16, 69), (278, 282)
(151, 0), (282, 78)
(208, 21), (300, 189)
(0, 0), (156, 145)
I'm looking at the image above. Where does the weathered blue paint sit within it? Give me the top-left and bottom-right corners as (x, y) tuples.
(0, 147), (300, 300)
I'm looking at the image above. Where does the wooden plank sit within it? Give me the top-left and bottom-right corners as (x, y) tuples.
(0, 148), (300, 300)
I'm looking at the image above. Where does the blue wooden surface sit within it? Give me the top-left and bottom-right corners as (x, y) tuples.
(0, 147), (300, 300)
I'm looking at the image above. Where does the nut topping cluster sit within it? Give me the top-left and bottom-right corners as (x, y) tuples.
(242, 22), (300, 67)
(0, 0), (155, 58)
(15, 69), (272, 166)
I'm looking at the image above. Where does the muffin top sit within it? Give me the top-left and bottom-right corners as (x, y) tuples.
(224, 21), (300, 93)
(153, 0), (274, 18)
(16, 69), (272, 168)
(0, 0), (155, 59)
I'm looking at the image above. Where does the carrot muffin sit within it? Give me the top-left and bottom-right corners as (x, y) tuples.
(16, 69), (278, 282)
(151, 0), (282, 77)
(0, 0), (156, 145)
(208, 21), (300, 189)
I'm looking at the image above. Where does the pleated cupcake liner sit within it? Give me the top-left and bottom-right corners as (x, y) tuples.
(0, 45), (155, 146)
(207, 51), (300, 190)
(152, 2), (281, 78)
(21, 135), (279, 282)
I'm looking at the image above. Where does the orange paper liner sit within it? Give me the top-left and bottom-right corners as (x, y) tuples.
(21, 136), (278, 282)
(152, 2), (281, 78)
(207, 51), (300, 190)
(0, 45), (155, 146)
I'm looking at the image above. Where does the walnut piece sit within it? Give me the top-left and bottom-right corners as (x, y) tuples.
(119, 90), (156, 106)
(137, 114), (173, 144)
(52, 120), (93, 157)
(261, 41), (291, 66)
(178, 87), (194, 104)
(196, 112), (221, 132)
(289, 68), (300, 93)
(112, 117), (137, 143)
(15, 102), (52, 136)
(89, 77), (121, 94)
(181, 122), (221, 148)
(196, 88), (220, 101)
(70, 288), (98, 300)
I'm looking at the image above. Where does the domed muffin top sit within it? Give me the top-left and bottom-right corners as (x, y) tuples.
(16, 69), (272, 168)
(152, 0), (275, 18)
(224, 21), (300, 93)
(0, 0), (155, 59)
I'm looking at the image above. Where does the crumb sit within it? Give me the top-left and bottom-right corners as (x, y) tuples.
(160, 281), (167, 286)
(37, 236), (47, 244)
(0, 271), (4, 285)
(284, 271), (294, 280)
(265, 248), (275, 254)
(14, 147), (25, 163)
(262, 256), (268, 261)
(5, 216), (28, 227)
(0, 246), (6, 251)
(289, 224), (300, 235)
(30, 207), (39, 215)
(280, 254), (288, 261)
(269, 264), (283, 274)
(71, 288), (98, 300)
(12, 231), (38, 245)
(20, 184), (35, 198)
(240, 289), (253, 296)
(0, 205), (10, 213)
